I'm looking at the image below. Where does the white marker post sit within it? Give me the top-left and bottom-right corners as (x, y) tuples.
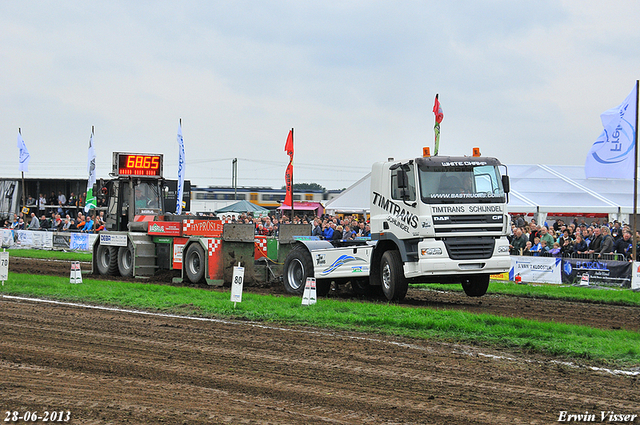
(301, 277), (317, 306)
(230, 262), (245, 308)
(70, 261), (83, 284)
(0, 249), (8, 286)
(579, 272), (590, 287)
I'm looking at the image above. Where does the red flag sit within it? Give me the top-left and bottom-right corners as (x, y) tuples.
(284, 162), (293, 206)
(284, 129), (294, 206)
(284, 129), (293, 157)
(433, 95), (444, 124)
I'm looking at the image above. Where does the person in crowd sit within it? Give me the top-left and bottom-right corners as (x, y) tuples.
(322, 221), (334, 240)
(538, 226), (554, 248)
(529, 237), (541, 256)
(539, 239), (549, 255)
(343, 225), (355, 240)
(51, 214), (63, 231)
(523, 241), (533, 255)
(572, 233), (588, 255)
(311, 219), (322, 237)
(510, 227), (528, 255)
(38, 193), (46, 216)
(588, 227), (602, 255)
(47, 191), (57, 214)
(615, 230), (633, 261)
(332, 225), (343, 241)
(57, 191), (66, 214)
(597, 226), (615, 259)
(13, 217), (25, 230)
(81, 215), (94, 232)
(362, 224), (371, 238)
(529, 223), (539, 241)
(549, 242), (562, 257)
(560, 233), (573, 256)
(28, 212), (40, 230)
(62, 217), (71, 231)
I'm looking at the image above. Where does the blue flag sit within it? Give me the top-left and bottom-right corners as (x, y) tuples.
(585, 84), (637, 179)
(17, 132), (30, 172)
(176, 122), (186, 214)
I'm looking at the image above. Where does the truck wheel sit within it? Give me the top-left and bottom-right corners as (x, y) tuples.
(461, 274), (490, 297)
(283, 245), (314, 295)
(185, 243), (206, 283)
(380, 250), (408, 301)
(96, 244), (118, 275)
(118, 243), (134, 277)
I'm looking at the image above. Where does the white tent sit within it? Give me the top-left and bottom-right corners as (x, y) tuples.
(324, 164), (639, 222)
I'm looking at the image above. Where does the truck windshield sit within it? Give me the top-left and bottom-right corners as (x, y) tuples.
(418, 165), (505, 204)
(134, 181), (162, 214)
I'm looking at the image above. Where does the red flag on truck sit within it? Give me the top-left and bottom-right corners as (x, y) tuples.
(284, 129), (294, 206)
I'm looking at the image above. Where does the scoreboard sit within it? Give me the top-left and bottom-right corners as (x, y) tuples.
(112, 152), (163, 178)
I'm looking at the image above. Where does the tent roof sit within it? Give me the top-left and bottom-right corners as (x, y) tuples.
(215, 200), (269, 213)
(324, 165), (639, 215)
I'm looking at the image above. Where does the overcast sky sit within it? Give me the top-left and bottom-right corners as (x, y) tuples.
(2, 1), (639, 190)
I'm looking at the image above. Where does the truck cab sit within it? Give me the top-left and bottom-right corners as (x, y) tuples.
(282, 151), (511, 301)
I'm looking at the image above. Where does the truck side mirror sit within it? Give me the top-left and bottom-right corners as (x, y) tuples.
(502, 175), (510, 193)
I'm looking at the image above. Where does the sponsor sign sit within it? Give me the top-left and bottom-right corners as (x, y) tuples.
(510, 256), (562, 284)
(172, 237), (189, 270)
(99, 233), (128, 247)
(182, 219), (223, 237)
(148, 221), (182, 236)
(53, 234), (71, 249)
(561, 257), (631, 288)
(632, 262), (640, 290)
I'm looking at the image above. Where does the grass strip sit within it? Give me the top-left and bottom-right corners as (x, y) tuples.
(3, 273), (639, 368)
(413, 281), (640, 306)
(5, 249), (92, 262)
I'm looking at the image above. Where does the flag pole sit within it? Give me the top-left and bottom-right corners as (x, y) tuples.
(291, 127), (295, 223)
(19, 128), (26, 216)
(633, 80), (639, 262)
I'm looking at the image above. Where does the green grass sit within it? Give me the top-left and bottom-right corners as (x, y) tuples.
(4, 249), (92, 262)
(413, 281), (640, 306)
(3, 273), (640, 368)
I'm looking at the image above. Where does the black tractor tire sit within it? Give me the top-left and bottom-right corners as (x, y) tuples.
(184, 243), (206, 283)
(461, 274), (490, 297)
(283, 245), (314, 295)
(118, 243), (134, 277)
(96, 244), (118, 275)
(380, 250), (408, 301)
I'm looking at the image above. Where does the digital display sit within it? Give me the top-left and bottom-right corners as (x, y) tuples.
(113, 152), (163, 177)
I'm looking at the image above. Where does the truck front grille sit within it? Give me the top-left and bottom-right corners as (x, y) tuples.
(443, 237), (495, 260)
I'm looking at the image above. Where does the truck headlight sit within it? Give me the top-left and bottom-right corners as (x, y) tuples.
(421, 248), (442, 256)
(497, 246), (510, 253)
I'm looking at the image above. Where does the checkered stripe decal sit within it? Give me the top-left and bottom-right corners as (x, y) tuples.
(183, 219), (195, 232)
(254, 237), (267, 256)
(208, 239), (221, 256)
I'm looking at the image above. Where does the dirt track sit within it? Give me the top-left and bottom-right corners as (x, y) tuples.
(2, 257), (640, 424)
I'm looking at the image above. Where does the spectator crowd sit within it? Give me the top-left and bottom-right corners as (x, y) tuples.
(509, 215), (636, 261)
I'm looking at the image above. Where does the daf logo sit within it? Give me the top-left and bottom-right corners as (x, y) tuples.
(492, 215), (501, 220)
(434, 216), (449, 221)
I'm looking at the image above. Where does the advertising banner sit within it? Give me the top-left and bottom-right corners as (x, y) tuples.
(510, 256), (562, 284)
(148, 221), (182, 236)
(561, 257), (631, 288)
(632, 262), (640, 290)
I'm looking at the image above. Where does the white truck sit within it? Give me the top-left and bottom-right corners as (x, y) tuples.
(282, 151), (512, 300)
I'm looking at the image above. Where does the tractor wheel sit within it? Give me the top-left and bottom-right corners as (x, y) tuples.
(380, 250), (408, 301)
(96, 244), (118, 275)
(283, 245), (314, 295)
(184, 243), (206, 283)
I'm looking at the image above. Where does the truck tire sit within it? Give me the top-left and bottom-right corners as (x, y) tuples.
(185, 243), (206, 283)
(96, 244), (118, 275)
(461, 274), (490, 297)
(380, 250), (408, 301)
(283, 245), (314, 295)
(118, 243), (134, 277)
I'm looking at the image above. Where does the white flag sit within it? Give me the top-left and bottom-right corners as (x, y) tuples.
(85, 130), (97, 213)
(585, 84), (637, 179)
(176, 122), (186, 214)
(17, 132), (30, 172)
